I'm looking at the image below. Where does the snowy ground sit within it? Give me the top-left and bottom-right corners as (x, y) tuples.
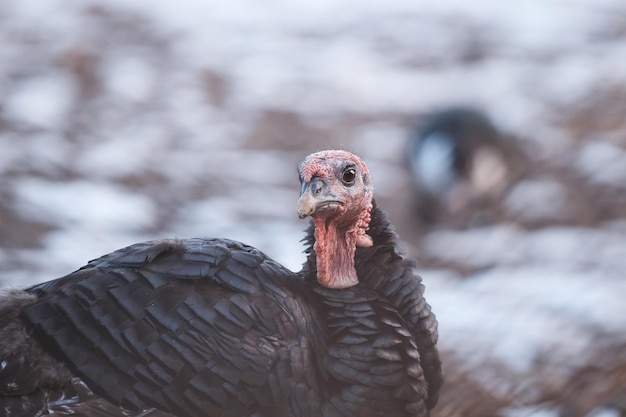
(1, 0), (626, 416)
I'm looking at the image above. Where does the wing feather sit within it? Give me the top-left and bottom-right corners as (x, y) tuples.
(21, 238), (307, 417)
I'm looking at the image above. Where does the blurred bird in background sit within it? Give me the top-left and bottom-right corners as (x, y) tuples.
(407, 107), (527, 230)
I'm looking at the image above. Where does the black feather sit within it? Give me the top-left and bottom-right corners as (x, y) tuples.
(0, 199), (441, 417)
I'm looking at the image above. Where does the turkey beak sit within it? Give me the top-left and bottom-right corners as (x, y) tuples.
(297, 177), (333, 219)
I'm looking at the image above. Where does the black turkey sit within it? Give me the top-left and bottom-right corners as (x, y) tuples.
(407, 107), (525, 228)
(0, 150), (442, 417)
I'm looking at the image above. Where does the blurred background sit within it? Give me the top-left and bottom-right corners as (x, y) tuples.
(1, 0), (626, 415)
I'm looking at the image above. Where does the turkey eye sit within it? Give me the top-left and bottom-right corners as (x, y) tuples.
(342, 168), (357, 185)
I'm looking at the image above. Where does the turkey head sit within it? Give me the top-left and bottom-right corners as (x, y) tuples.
(297, 150), (374, 289)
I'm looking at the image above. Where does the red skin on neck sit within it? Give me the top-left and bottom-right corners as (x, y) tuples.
(313, 205), (372, 288)
(312, 192), (373, 289)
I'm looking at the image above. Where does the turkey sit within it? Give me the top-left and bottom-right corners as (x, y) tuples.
(407, 107), (526, 228)
(0, 150), (442, 417)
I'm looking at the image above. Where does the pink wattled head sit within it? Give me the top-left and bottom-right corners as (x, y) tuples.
(297, 150), (374, 288)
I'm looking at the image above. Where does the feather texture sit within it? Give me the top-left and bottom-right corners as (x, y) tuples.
(0, 151), (442, 417)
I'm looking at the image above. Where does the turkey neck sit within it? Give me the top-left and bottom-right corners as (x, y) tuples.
(312, 203), (372, 289)
(312, 218), (357, 289)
